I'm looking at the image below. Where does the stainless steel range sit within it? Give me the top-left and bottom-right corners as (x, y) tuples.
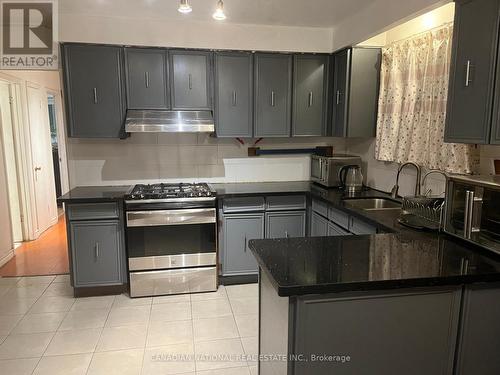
(124, 183), (217, 297)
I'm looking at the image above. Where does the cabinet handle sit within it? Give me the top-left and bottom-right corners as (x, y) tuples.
(145, 72), (150, 88)
(308, 91), (313, 107)
(188, 74), (192, 90)
(94, 242), (100, 259)
(93, 88), (98, 104)
(244, 235), (247, 252)
(285, 230), (289, 238)
(232, 91), (237, 106)
(271, 91), (275, 107)
(336, 90), (341, 105)
(465, 60), (472, 87)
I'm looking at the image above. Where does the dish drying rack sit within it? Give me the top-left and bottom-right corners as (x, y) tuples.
(398, 196), (445, 231)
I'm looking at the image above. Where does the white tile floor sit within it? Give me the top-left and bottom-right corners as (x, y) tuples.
(0, 275), (259, 375)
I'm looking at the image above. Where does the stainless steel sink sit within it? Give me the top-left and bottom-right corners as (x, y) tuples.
(343, 198), (402, 211)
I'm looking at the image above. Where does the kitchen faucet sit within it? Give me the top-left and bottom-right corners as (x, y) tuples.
(391, 162), (422, 198)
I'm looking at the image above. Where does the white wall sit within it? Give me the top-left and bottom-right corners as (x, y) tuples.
(59, 13), (334, 53)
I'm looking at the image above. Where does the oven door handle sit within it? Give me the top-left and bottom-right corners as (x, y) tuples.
(126, 208), (216, 227)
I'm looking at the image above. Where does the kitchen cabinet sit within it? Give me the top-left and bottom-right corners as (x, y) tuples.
(214, 52), (253, 137)
(445, 0), (500, 144)
(70, 220), (124, 287)
(292, 54), (329, 136)
(169, 50), (212, 110)
(125, 48), (169, 109)
(349, 216), (377, 235)
(455, 283), (500, 374)
(62, 44), (126, 138)
(328, 221), (350, 236)
(65, 202), (127, 291)
(254, 53), (293, 137)
(332, 47), (381, 138)
(311, 211), (329, 236)
(222, 213), (265, 276)
(265, 211), (306, 239)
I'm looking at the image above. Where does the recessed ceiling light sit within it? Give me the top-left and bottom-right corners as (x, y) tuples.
(178, 0), (192, 14)
(212, 0), (226, 20)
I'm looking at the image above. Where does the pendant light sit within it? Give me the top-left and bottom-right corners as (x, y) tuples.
(178, 0), (192, 14)
(212, 0), (226, 20)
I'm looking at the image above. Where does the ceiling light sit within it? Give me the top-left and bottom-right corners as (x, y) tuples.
(212, 0), (226, 20)
(178, 0), (192, 14)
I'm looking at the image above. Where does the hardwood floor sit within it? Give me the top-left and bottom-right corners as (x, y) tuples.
(0, 215), (69, 276)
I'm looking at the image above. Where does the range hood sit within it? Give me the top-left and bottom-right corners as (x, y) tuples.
(125, 110), (214, 133)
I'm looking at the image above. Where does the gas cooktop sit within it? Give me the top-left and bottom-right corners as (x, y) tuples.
(125, 183), (215, 200)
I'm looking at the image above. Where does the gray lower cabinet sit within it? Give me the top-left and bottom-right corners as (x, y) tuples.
(69, 220), (125, 287)
(292, 54), (329, 136)
(62, 44), (126, 138)
(328, 221), (350, 236)
(170, 50), (212, 110)
(445, 0), (500, 144)
(455, 283), (500, 374)
(125, 48), (169, 109)
(332, 47), (381, 138)
(265, 211), (306, 239)
(254, 53), (292, 137)
(215, 52), (253, 137)
(311, 211), (328, 237)
(349, 217), (377, 235)
(222, 213), (264, 276)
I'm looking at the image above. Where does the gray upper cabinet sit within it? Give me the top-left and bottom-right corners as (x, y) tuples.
(222, 214), (264, 276)
(215, 52), (253, 137)
(445, 0), (500, 144)
(62, 44), (126, 138)
(254, 53), (292, 137)
(265, 211), (306, 239)
(125, 48), (169, 109)
(170, 50), (212, 110)
(332, 47), (381, 138)
(70, 220), (124, 287)
(292, 55), (329, 136)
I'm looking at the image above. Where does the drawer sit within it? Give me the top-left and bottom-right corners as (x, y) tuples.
(349, 217), (377, 235)
(223, 197), (265, 213)
(327, 221), (351, 236)
(129, 267), (217, 297)
(312, 199), (328, 217)
(266, 195), (306, 211)
(67, 202), (120, 221)
(328, 206), (350, 230)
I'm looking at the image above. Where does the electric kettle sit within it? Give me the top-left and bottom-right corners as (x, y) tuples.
(339, 165), (364, 193)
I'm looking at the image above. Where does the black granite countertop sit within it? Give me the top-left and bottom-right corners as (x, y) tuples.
(249, 233), (500, 296)
(57, 186), (132, 203)
(211, 181), (311, 196)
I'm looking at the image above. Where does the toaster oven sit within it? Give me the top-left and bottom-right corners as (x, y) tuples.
(311, 155), (362, 188)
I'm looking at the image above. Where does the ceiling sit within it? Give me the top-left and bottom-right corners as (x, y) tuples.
(59, 0), (378, 28)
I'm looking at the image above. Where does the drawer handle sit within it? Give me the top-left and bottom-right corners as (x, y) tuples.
(308, 91), (313, 107)
(336, 90), (341, 105)
(188, 74), (193, 90)
(95, 242), (100, 259)
(232, 90), (237, 106)
(285, 230), (289, 238)
(145, 72), (150, 88)
(93, 88), (98, 104)
(244, 235), (247, 252)
(270, 91), (275, 107)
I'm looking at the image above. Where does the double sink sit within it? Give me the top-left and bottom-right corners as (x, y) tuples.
(343, 197), (402, 211)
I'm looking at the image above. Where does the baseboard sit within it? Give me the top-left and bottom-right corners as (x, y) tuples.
(0, 249), (14, 268)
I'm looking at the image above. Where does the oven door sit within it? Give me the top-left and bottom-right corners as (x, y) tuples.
(126, 208), (217, 271)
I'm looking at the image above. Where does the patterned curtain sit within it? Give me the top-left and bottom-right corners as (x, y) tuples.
(375, 24), (479, 174)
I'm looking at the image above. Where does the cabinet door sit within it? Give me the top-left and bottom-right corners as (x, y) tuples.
(292, 55), (328, 136)
(170, 50), (212, 110)
(63, 44), (126, 138)
(223, 214), (264, 276)
(332, 49), (350, 137)
(265, 211), (306, 239)
(310, 212), (328, 237)
(254, 54), (292, 137)
(70, 220), (124, 287)
(328, 221), (350, 236)
(445, 0), (500, 144)
(349, 217), (377, 235)
(125, 48), (169, 109)
(215, 52), (253, 137)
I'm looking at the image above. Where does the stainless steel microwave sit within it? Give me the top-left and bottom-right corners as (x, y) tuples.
(311, 155), (362, 188)
(444, 175), (500, 255)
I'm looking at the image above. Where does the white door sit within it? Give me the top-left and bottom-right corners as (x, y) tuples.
(0, 81), (23, 242)
(27, 85), (57, 236)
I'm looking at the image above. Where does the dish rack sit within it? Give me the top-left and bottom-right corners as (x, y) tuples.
(398, 196), (445, 231)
